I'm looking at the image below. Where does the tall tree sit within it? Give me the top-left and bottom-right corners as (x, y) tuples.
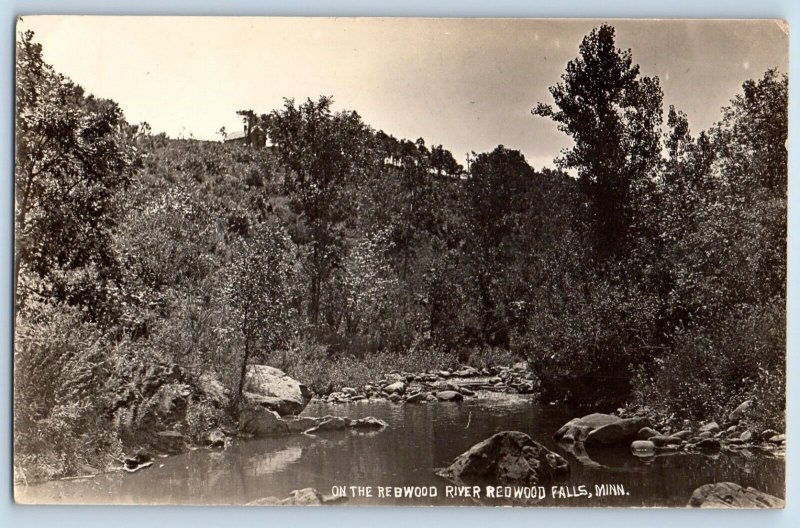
(15, 30), (139, 320)
(266, 96), (376, 325)
(466, 145), (535, 346)
(533, 24), (663, 259)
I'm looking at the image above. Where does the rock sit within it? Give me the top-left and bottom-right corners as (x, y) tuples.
(459, 387), (476, 396)
(240, 408), (290, 436)
(204, 429), (227, 448)
(348, 416), (388, 429)
(341, 387), (357, 396)
(123, 451), (153, 473)
(693, 438), (722, 454)
(768, 434), (785, 444)
(513, 361), (528, 371)
(445, 381), (463, 392)
(673, 430), (693, 440)
(247, 488), (348, 506)
(388, 393), (403, 403)
(585, 417), (652, 447)
(438, 370), (451, 378)
(649, 435), (682, 447)
(304, 416), (347, 434)
(697, 431), (714, 439)
(284, 416), (323, 434)
(384, 381), (406, 394)
(454, 367), (479, 377)
(739, 430), (753, 442)
(243, 365), (312, 416)
(406, 392), (428, 404)
(435, 390), (464, 402)
(760, 429), (779, 441)
(437, 431), (569, 486)
(699, 421), (720, 434)
(728, 400), (752, 423)
(631, 440), (656, 455)
(688, 482), (784, 508)
(636, 427), (660, 440)
(553, 413), (622, 443)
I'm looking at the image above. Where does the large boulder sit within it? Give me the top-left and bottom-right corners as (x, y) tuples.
(239, 408), (289, 436)
(687, 482), (784, 509)
(437, 431), (569, 486)
(243, 365), (312, 416)
(584, 417), (652, 447)
(553, 413), (622, 443)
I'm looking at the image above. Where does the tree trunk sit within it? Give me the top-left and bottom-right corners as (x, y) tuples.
(237, 336), (251, 402)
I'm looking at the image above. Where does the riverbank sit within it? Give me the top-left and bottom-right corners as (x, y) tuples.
(16, 392), (785, 507)
(15, 356), (785, 489)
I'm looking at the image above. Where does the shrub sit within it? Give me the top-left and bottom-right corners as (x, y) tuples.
(14, 302), (124, 483)
(631, 297), (785, 427)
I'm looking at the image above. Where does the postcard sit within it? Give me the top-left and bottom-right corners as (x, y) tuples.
(13, 16), (787, 507)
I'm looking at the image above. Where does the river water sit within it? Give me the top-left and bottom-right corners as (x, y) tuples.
(15, 393), (784, 506)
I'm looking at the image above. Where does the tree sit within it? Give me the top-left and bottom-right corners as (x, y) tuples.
(15, 30), (139, 321)
(712, 69), (787, 199)
(533, 24), (663, 259)
(430, 144), (462, 177)
(465, 145), (535, 346)
(266, 96), (377, 325)
(225, 224), (298, 400)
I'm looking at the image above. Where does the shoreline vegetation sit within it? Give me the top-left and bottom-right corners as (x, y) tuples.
(14, 23), (786, 490)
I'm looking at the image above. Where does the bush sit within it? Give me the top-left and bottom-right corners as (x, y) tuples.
(512, 270), (658, 407)
(14, 303), (124, 483)
(631, 297), (785, 427)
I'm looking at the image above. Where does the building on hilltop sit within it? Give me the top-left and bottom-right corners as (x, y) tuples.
(223, 122), (267, 148)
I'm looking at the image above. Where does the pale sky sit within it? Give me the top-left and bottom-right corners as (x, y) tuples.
(18, 17), (788, 169)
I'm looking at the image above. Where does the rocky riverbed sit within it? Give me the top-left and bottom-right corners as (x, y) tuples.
(313, 362), (538, 405)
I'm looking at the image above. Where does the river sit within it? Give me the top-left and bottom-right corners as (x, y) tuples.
(15, 393), (784, 506)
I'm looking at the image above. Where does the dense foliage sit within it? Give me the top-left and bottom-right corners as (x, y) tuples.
(14, 25), (786, 482)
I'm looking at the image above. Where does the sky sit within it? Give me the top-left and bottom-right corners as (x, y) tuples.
(18, 17), (788, 169)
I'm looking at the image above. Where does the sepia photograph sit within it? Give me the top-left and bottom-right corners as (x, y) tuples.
(13, 16), (787, 508)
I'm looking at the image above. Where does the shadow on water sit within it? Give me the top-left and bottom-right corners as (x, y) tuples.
(16, 395), (784, 506)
